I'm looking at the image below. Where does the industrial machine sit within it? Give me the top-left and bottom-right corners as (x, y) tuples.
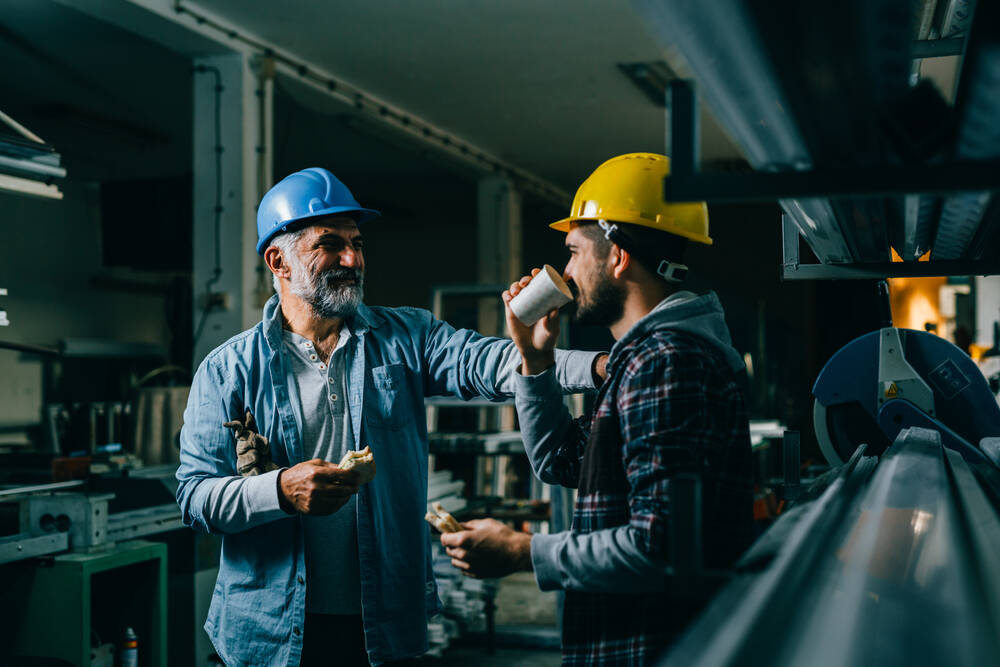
(813, 326), (1000, 469)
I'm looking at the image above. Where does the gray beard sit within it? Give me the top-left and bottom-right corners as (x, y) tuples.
(290, 267), (364, 320)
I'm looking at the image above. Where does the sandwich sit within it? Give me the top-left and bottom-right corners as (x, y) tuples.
(339, 446), (376, 484)
(425, 501), (462, 533)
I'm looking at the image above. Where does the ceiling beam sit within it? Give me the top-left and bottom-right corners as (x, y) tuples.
(57, 0), (571, 205)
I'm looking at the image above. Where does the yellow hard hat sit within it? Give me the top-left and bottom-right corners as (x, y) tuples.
(551, 152), (712, 245)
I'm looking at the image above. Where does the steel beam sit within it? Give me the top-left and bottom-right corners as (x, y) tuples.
(0, 532), (68, 564)
(783, 259), (1000, 280)
(665, 161), (1000, 204)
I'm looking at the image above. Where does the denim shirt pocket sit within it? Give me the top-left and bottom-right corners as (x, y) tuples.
(366, 363), (411, 431)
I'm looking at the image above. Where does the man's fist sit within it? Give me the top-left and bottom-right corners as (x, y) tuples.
(440, 518), (533, 579)
(278, 459), (361, 515)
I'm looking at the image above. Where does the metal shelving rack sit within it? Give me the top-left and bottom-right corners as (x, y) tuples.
(635, 0), (1000, 280)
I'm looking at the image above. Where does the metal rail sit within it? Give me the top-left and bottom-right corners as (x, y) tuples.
(661, 428), (1000, 666)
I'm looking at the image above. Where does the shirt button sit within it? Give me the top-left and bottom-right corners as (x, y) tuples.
(304, 342), (312, 348)
(309, 354), (318, 361)
(293, 626), (301, 636)
(330, 394), (338, 402)
(328, 377), (335, 384)
(318, 363), (326, 370)
(297, 576), (304, 584)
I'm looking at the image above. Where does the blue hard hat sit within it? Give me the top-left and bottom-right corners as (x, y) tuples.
(256, 167), (380, 255)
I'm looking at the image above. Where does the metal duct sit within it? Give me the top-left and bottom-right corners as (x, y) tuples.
(631, 0), (854, 264)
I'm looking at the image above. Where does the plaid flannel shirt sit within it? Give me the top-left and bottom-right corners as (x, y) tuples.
(551, 328), (753, 666)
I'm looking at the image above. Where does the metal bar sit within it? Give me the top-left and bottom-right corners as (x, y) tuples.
(0, 480), (84, 498)
(0, 532), (68, 564)
(912, 38), (966, 58)
(783, 431), (801, 501)
(781, 214), (800, 272)
(106, 504), (184, 542)
(0, 339), (61, 357)
(0, 109), (46, 144)
(783, 259), (1000, 280)
(877, 280), (893, 327)
(0, 154), (66, 179)
(665, 161), (1000, 203)
(667, 80), (698, 176)
(944, 448), (1000, 641)
(661, 444), (874, 666)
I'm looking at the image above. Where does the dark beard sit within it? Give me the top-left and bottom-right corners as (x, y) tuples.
(573, 272), (624, 327)
(300, 268), (364, 320)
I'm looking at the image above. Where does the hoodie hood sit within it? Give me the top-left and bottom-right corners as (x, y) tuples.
(609, 291), (746, 375)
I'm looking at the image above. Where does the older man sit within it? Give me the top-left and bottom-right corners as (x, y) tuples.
(442, 153), (754, 665)
(176, 167), (605, 667)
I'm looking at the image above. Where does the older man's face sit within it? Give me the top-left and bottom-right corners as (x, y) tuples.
(286, 217), (365, 319)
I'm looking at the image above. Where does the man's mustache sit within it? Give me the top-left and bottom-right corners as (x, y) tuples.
(321, 268), (364, 285)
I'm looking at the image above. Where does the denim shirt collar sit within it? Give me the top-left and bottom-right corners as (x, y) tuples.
(262, 294), (385, 352)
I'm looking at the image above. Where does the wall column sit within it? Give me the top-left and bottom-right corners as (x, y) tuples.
(191, 53), (272, 366)
(476, 177), (522, 336)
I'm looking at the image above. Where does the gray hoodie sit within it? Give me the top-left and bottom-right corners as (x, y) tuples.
(516, 291), (746, 593)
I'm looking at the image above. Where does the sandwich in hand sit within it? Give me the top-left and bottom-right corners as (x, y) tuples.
(425, 501), (463, 533)
(339, 446), (376, 484)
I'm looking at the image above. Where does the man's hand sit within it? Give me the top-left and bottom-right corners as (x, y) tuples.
(440, 518), (533, 579)
(502, 269), (561, 376)
(278, 459), (361, 515)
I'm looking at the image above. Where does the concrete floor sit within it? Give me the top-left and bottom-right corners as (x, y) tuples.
(431, 646), (561, 666)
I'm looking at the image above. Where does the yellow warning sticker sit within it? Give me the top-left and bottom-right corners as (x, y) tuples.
(886, 383), (898, 398)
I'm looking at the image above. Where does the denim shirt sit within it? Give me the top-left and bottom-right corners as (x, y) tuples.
(176, 295), (600, 666)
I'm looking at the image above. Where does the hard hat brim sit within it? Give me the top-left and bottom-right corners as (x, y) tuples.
(256, 205), (381, 255)
(549, 216), (713, 244)
(549, 217), (575, 233)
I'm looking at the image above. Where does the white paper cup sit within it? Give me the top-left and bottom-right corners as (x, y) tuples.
(508, 264), (573, 326)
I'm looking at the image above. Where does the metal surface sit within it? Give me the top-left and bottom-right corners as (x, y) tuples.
(633, 0), (857, 265)
(21, 493), (112, 550)
(665, 161), (1000, 203)
(933, 38), (1000, 258)
(876, 328), (934, 415)
(781, 188), (1000, 280)
(640, 0), (1000, 275)
(0, 531), (68, 563)
(896, 193), (939, 261)
(662, 428), (1000, 666)
(813, 328), (1000, 465)
(784, 258), (1000, 280)
(661, 444), (876, 667)
(912, 38), (967, 58)
(0, 480), (85, 498)
(106, 503), (184, 542)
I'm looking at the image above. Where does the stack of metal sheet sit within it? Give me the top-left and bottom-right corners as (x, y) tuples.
(0, 109), (65, 199)
(660, 427), (1000, 666)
